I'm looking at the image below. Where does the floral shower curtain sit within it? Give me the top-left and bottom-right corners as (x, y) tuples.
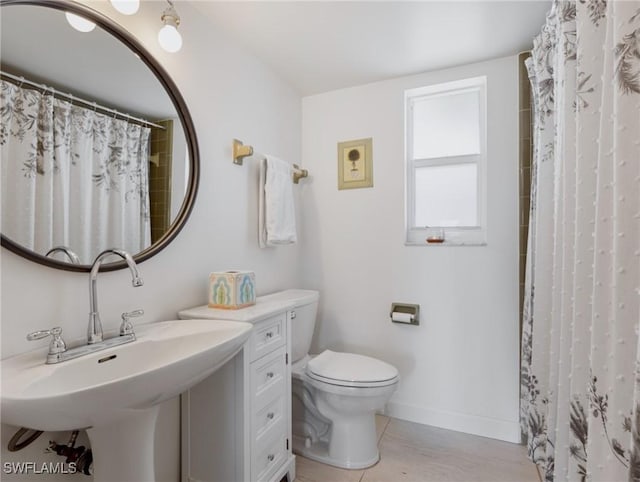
(520, 1), (640, 481)
(0, 80), (151, 264)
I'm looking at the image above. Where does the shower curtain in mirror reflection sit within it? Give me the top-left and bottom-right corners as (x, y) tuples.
(0, 80), (151, 264)
(520, 1), (640, 481)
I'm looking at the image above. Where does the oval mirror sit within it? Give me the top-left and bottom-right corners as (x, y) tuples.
(0, 0), (199, 272)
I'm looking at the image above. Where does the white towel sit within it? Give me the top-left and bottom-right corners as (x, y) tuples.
(259, 155), (297, 247)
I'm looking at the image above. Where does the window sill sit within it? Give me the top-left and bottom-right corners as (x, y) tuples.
(406, 228), (486, 246)
(404, 241), (487, 247)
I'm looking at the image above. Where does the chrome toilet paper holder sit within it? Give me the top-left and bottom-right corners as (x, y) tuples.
(390, 303), (420, 326)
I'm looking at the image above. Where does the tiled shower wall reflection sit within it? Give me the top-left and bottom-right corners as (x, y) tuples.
(149, 119), (174, 244)
(519, 52), (532, 333)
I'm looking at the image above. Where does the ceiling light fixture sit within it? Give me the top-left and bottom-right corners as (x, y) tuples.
(110, 0), (140, 16)
(158, 1), (182, 53)
(65, 12), (96, 32)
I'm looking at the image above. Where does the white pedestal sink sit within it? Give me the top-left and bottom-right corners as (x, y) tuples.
(1, 319), (253, 482)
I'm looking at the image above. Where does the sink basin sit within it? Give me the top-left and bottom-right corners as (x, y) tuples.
(1, 318), (253, 481)
(2, 318), (252, 430)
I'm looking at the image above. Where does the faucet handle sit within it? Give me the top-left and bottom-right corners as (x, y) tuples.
(27, 327), (67, 355)
(120, 309), (144, 336)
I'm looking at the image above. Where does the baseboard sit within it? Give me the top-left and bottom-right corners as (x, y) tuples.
(385, 400), (522, 443)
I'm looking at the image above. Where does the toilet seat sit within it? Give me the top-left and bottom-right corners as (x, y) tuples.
(306, 350), (398, 388)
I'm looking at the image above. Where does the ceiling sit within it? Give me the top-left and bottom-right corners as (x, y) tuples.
(0, 1), (551, 114)
(193, 1), (551, 96)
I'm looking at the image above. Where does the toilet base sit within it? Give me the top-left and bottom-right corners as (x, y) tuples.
(292, 435), (379, 470)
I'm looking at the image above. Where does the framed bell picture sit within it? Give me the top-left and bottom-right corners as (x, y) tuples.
(337, 138), (373, 190)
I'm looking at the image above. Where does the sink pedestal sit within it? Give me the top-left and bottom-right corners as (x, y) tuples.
(87, 406), (160, 482)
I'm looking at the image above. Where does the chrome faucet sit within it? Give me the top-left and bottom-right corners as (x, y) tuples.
(45, 245), (81, 264)
(27, 248), (144, 364)
(88, 249), (144, 344)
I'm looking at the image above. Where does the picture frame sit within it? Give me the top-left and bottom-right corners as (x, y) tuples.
(337, 138), (373, 190)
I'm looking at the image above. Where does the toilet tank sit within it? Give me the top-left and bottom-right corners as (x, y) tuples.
(260, 289), (319, 363)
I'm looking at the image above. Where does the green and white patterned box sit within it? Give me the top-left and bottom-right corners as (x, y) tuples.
(208, 271), (256, 309)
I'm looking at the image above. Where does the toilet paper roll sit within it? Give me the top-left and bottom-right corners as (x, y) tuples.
(391, 312), (414, 323)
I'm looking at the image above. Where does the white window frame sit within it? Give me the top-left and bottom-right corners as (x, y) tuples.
(405, 76), (487, 246)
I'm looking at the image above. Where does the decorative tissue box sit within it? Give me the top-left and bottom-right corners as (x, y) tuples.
(209, 271), (256, 309)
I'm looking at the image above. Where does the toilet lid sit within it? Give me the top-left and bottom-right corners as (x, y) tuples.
(306, 350), (398, 386)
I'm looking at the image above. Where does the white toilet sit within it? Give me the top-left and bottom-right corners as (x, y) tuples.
(283, 290), (399, 469)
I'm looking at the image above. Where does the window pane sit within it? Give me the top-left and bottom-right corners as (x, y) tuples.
(412, 90), (480, 159)
(414, 163), (477, 227)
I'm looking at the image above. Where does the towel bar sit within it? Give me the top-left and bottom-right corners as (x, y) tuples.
(232, 139), (309, 184)
(232, 139), (253, 165)
(292, 164), (308, 184)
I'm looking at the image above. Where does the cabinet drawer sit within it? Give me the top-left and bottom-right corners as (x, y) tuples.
(252, 394), (285, 443)
(251, 347), (286, 411)
(252, 425), (287, 482)
(249, 313), (286, 361)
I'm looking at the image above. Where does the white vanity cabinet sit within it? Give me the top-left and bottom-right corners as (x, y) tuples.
(179, 300), (295, 482)
(247, 313), (290, 482)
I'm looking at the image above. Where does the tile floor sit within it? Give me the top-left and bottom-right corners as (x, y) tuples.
(294, 415), (540, 482)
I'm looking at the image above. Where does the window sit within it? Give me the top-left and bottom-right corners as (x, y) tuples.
(405, 76), (487, 245)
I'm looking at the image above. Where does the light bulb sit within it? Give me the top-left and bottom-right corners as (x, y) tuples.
(65, 12), (96, 32)
(158, 23), (182, 53)
(110, 0), (140, 15)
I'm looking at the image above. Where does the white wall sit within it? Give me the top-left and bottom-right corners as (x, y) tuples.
(0, 1), (302, 480)
(300, 56), (521, 442)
